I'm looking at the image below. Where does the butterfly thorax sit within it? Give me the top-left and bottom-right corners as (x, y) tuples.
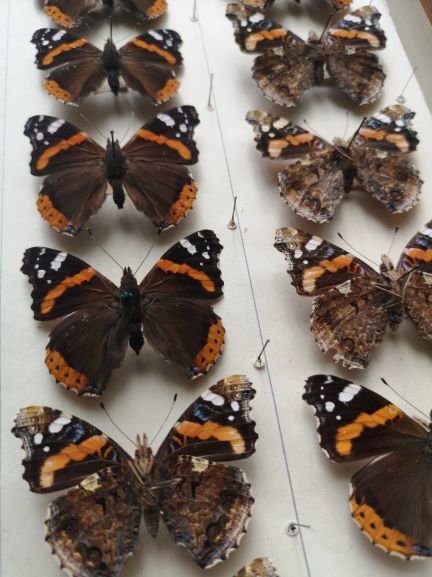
(379, 254), (405, 330)
(332, 138), (356, 193)
(102, 39), (121, 95)
(119, 268), (144, 354)
(105, 137), (127, 209)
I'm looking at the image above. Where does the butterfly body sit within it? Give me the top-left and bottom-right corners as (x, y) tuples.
(275, 222), (432, 369)
(227, 4), (386, 107)
(303, 375), (432, 559)
(13, 376), (257, 574)
(24, 107), (200, 235)
(21, 231), (225, 395)
(101, 38), (122, 95)
(248, 105), (421, 222)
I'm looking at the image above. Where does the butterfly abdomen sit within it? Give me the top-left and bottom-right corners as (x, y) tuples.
(105, 141), (127, 208)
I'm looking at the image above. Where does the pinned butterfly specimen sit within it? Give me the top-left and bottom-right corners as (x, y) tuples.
(42, 0), (167, 28)
(226, 3), (386, 106)
(234, 558), (279, 577)
(303, 374), (432, 559)
(274, 222), (432, 369)
(12, 375), (258, 575)
(247, 105), (422, 223)
(32, 27), (182, 105)
(24, 107), (199, 236)
(21, 231), (225, 396)
(240, 0), (351, 10)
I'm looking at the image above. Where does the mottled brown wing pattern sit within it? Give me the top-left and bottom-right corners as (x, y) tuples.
(158, 456), (254, 568)
(46, 467), (141, 577)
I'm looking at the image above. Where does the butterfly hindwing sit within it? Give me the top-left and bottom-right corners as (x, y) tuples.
(46, 467), (141, 577)
(156, 375), (257, 462)
(12, 406), (129, 493)
(158, 455), (254, 569)
(234, 558), (279, 577)
(43, 0), (103, 27)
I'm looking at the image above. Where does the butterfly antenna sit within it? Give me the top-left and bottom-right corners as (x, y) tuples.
(381, 378), (430, 421)
(133, 231), (160, 276)
(302, 120), (333, 148)
(149, 393), (178, 447)
(319, 13), (334, 43)
(100, 402), (138, 447)
(347, 117), (367, 150)
(342, 110), (350, 140)
(86, 227), (123, 272)
(397, 66), (418, 104)
(337, 232), (380, 267)
(386, 226), (399, 257)
(79, 112), (107, 140)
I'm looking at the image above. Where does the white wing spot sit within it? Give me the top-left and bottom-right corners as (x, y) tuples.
(37, 269), (46, 279)
(157, 113), (175, 127)
(325, 402), (335, 413)
(338, 384), (361, 403)
(202, 391), (225, 406)
(50, 252), (67, 271)
(231, 401), (240, 412)
(34, 433), (43, 445)
(305, 236), (323, 252)
(47, 119), (65, 134)
(180, 239), (197, 255)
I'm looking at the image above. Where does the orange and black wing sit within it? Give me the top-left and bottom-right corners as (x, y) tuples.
(140, 230), (224, 378)
(118, 0), (167, 20)
(32, 28), (105, 104)
(122, 106), (199, 231)
(156, 375), (257, 462)
(12, 406), (130, 493)
(24, 116), (107, 235)
(303, 375), (432, 559)
(119, 30), (182, 104)
(43, 0), (103, 27)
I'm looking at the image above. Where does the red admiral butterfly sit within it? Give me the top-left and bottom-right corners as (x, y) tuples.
(226, 4), (386, 106)
(24, 107), (199, 235)
(32, 28), (182, 105)
(21, 231), (225, 396)
(274, 222), (432, 369)
(247, 105), (422, 223)
(303, 374), (432, 559)
(43, 0), (167, 28)
(12, 375), (257, 574)
(234, 558), (279, 577)
(241, 0), (351, 9)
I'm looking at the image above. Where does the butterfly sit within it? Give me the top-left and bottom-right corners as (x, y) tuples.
(303, 374), (432, 559)
(21, 230), (225, 396)
(240, 0), (351, 10)
(12, 374), (258, 575)
(234, 558), (279, 577)
(32, 27), (182, 105)
(274, 221), (432, 369)
(226, 3), (386, 106)
(24, 107), (199, 236)
(247, 105), (422, 223)
(42, 0), (167, 28)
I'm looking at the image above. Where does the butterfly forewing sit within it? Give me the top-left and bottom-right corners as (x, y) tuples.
(12, 406), (130, 493)
(21, 247), (117, 320)
(234, 558), (279, 577)
(156, 375), (257, 462)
